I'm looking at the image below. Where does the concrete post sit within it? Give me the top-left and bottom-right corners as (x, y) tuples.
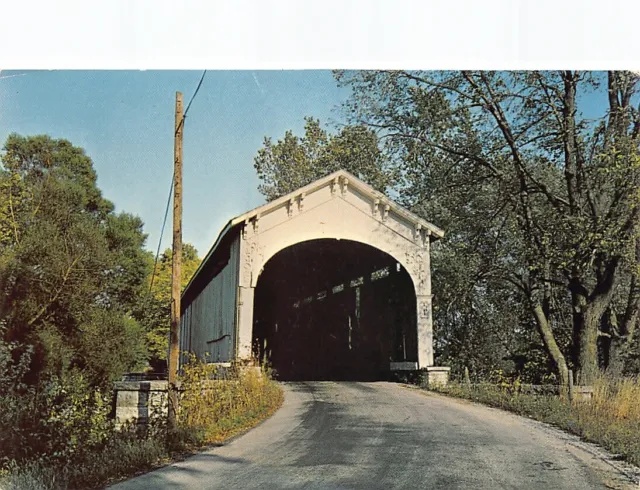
(113, 380), (168, 428)
(237, 225), (258, 363)
(424, 366), (451, 388)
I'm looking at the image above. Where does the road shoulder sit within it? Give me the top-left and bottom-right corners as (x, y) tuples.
(403, 385), (640, 489)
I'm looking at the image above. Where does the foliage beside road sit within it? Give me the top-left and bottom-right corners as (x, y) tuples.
(0, 133), (214, 489)
(432, 374), (640, 467)
(0, 359), (283, 490)
(0, 134), (151, 473)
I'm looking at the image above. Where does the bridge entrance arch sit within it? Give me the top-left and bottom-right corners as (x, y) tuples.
(180, 170), (449, 383)
(254, 239), (417, 380)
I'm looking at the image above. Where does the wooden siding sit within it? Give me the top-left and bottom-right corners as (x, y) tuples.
(180, 234), (240, 364)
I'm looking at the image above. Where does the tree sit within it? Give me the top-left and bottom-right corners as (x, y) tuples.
(254, 117), (395, 201)
(0, 134), (150, 387)
(135, 243), (201, 370)
(335, 70), (640, 384)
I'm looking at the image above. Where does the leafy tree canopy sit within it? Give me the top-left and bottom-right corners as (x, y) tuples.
(254, 117), (395, 201)
(0, 134), (150, 388)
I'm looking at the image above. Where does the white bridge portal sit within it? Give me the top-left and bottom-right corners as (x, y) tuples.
(180, 169), (449, 382)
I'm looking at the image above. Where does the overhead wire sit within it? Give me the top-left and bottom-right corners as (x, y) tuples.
(183, 71), (207, 122)
(148, 70), (207, 295)
(148, 176), (174, 294)
(175, 69), (207, 136)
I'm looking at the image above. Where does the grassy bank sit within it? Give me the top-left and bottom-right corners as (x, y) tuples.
(432, 375), (640, 467)
(0, 362), (283, 490)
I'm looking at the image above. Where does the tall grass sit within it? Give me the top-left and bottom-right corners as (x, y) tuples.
(590, 375), (640, 421)
(576, 375), (640, 464)
(0, 360), (283, 490)
(177, 356), (284, 447)
(433, 374), (640, 467)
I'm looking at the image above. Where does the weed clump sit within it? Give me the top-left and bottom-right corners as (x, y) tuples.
(177, 356), (283, 446)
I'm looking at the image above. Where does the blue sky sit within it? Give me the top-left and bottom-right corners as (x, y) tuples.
(0, 70), (631, 258)
(0, 70), (350, 256)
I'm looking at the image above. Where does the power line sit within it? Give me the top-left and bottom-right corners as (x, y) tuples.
(148, 175), (174, 294)
(175, 70), (207, 136)
(184, 70), (207, 118)
(149, 70), (207, 294)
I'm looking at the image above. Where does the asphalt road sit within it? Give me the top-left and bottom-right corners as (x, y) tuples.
(110, 382), (634, 489)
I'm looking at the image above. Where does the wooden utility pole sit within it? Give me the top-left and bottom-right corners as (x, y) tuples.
(168, 91), (183, 428)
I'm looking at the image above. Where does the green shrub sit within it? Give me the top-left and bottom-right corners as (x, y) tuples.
(1, 355), (284, 490)
(0, 461), (63, 490)
(0, 332), (115, 468)
(39, 370), (113, 462)
(0, 337), (38, 466)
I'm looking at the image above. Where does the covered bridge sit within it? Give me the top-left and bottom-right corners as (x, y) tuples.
(180, 169), (449, 382)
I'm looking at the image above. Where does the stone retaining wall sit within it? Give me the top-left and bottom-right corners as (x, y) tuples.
(113, 365), (265, 427)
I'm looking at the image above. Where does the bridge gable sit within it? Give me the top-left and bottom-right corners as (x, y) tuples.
(246, 179), (420, 245)
(236, 171), (440, 289)
(234, 170), (443, 242)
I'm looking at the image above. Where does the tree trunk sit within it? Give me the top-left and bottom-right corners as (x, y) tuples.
(571, 252), (622, 385)
(575, 302), (603, 385)
(570, 289), (586, 377)
(531, 303), (570, 387)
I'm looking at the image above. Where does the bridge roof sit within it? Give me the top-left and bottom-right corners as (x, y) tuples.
(182, 169), (443, 301)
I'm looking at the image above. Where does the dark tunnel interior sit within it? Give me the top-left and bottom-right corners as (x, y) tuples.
(253, 239), (417, 381)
